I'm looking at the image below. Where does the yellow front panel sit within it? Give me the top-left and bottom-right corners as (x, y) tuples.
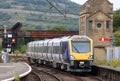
(69, 38), (93, 61)
(71, 52), (92, 60)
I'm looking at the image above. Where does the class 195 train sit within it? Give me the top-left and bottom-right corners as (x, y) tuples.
(26, 35), (94, 72)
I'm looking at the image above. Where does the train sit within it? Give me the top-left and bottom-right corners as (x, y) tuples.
(26, 35), (94, 72)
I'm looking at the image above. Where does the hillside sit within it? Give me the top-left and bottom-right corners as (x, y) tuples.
(0, 0), (80, 31)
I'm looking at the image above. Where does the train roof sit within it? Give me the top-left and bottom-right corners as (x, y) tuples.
(27, 35), (91, 45)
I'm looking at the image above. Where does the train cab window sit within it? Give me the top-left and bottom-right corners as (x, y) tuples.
(72, 41), (90, 53)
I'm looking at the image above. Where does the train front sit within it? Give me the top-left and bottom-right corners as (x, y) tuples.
(69, 35), (94, 72)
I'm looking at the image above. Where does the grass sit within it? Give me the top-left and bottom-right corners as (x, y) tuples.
(93, 59), (120, 68)
(14, 72), (20, 81)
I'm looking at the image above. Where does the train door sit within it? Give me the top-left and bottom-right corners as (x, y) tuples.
(36, 43), (39, 59)
(52, 42), (61, 62)
(48, 40), (53, 62)
(38, 41), (43, 59)
(34, 43), (37, 59)
(43, 39), (50, 61)
(61, 41), (70, 63)
(33, 42), (36, 59)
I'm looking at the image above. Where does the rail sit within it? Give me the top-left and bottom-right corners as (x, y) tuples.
(32, 67), (62, 81)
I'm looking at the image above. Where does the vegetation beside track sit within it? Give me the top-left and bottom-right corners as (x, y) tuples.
(93, 59), (120, 67)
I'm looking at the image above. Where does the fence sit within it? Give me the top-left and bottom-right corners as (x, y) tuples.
(106, 46), (120, 61)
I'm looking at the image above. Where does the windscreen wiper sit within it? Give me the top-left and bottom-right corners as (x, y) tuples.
(72, 44), (80, 53)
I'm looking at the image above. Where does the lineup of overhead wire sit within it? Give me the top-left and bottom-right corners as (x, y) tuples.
(45, 0), (67, 18)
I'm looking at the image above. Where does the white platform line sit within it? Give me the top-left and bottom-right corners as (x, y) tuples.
(2, 62), (32, 81)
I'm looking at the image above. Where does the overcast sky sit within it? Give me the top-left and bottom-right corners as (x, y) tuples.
(70, 0), (120, 10)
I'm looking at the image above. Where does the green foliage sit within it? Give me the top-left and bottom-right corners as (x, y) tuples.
(0, 0), (80, 54)
(49, 25), (67, 31)
(12, 0), (80, 15)
(25, 14), (79, 31)
(0, 0), (79, 31)
(15, 38), (35, 54)
(114, 31), (120, 46)
(14, 73), (20, 81)
(0, 42), (2, 52)
(93, 59), (107, 65)
(0, 12), (11, 21)
(20, 45), (26, 54)
(15, 38), (26, 54)
(113, 9), (120, 46)
(107, 59), (120, 67)
(113, 9), (120, 32)
(14, 50), (20, 54)
(93, 59), (120, 67)
(0, 1), (11, 8)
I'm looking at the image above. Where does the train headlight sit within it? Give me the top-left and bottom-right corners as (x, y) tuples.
(70, 56), (75, 60)
(79, 61), (85, 67)
(79, 61), (84, 64)
(88, 56), (93, 60)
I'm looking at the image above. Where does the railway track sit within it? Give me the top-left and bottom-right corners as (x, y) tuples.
(9, 55), (120, 81)
(30, 64), (102, 81)
(8, 54), (27, 62)
(79, 75), (102, 81)
(5, 55), (102, 81)
(32, 67), (62, 81)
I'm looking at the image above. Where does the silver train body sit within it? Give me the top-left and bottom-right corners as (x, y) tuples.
(26, 35), (94, 72)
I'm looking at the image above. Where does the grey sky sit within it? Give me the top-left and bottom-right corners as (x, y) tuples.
(71, 0), (120, 10)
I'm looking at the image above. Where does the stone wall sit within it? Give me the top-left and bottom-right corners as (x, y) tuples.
(79, 0), (113, 60)
(94, 47), (106, 60)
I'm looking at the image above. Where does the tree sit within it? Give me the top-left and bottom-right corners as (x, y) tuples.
(49, 25), (67, 31)
(0, 42), (2, 52)
(114, 31), (120, 46)
(15, 38), (26, 54)
(20, 45), (26, 54)
(113, 9), (120, 46)
(113, 9), (120, 32)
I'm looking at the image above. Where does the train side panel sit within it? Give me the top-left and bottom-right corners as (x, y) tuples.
(52, 39), (61, 62)
(47, 40), (53, 62)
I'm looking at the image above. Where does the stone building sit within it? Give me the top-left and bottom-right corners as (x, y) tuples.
(79, 0), (113, 60)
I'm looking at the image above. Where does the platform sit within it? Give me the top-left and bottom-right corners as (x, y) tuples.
(0, 62), (32, 81)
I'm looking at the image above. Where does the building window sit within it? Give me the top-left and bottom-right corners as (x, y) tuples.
(97, 23), (102, 28)
(88, 20), (93, 30)
(106, 21), (110, 29)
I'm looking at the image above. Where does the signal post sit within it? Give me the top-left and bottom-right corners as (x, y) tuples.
(1, 22), (22, 63)
(2, 25), (9, 63)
